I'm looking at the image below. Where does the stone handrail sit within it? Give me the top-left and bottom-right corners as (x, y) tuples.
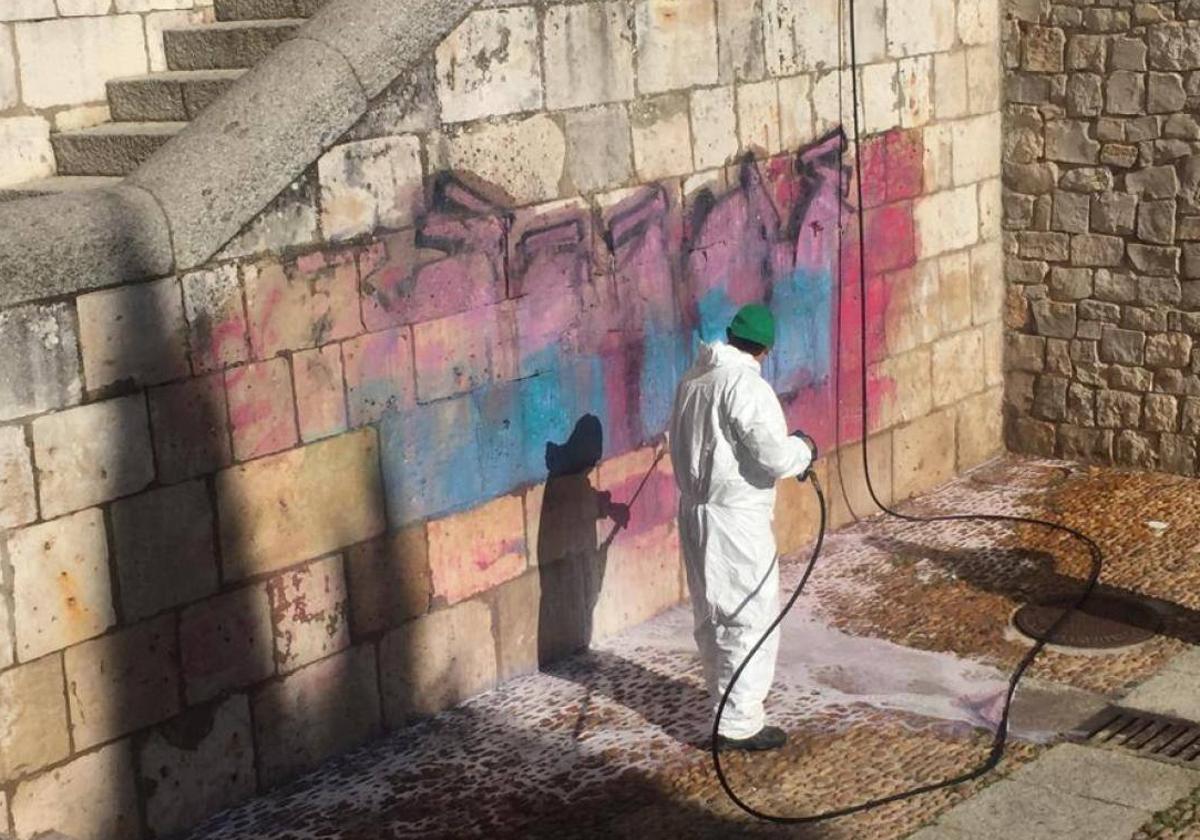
(0, 0), (478, 310)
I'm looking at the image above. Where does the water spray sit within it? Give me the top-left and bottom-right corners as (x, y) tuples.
(710, 0), (1110, 823)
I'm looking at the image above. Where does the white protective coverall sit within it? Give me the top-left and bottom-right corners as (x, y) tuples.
(670, 341), (814, 739)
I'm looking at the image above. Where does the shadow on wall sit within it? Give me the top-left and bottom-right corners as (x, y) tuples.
(537, 414), (623, 666)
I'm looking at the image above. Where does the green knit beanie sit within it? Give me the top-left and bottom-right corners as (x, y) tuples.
(728, 304), (776, 349)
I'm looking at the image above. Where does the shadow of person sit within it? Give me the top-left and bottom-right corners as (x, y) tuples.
(536, 414), (629, 667)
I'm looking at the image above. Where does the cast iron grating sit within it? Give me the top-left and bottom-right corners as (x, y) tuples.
(1076, 707), (1200, 767)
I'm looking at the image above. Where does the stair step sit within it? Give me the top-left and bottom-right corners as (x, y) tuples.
(163, 19), (302, 71)
(214, 0), (324, 21)
(52, 122), (185, 177)
(0, 176), (123, 203)
(107, 70), (244, 122)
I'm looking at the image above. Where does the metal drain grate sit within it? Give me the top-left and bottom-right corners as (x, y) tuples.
(1077, 708), (1200, 766)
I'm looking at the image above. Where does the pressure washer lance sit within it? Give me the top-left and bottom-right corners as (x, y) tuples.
(709, 0), (1108, 822)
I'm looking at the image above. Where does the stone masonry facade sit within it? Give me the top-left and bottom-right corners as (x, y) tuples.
(0, 1), (1003, 837)
(0, 0), (218, 186)
(1003, 0), (1200, 474)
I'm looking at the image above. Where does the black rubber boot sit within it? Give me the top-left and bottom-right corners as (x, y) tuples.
(716, 725), (788, 752)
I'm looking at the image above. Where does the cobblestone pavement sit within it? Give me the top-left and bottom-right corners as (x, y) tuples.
(185, 457), (1200, 839)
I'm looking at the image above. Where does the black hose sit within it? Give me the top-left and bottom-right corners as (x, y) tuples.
(710, 0), (1107, 823)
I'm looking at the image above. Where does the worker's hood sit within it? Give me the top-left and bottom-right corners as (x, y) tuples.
(696, 341), (761, 374)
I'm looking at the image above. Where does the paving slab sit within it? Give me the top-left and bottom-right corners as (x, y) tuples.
(1123, 670), (1200, 721)
(1009, 743), (1200, 811)
(936, 779), (1151, 840)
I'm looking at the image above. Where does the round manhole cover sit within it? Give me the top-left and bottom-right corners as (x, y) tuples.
(1013, 594), (1161, 649)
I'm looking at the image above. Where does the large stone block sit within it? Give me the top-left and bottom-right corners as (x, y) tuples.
(244, 254), (360, 360)
(871, 346), (932, 432)
(898, 55), (933, 129)
(959, 0), (999, 46)
(436, 7), (542, 124)
(77, 276), (189, 392)
(738, 79), (782, 155)
(65, 614), (180, 749)
(824, 434), (893, 527)
(630, 93), (693, 180)
(691, 86), (738, 170)
(564, 105), (635, 194)
(33, 394), (153, 518)
(14, 15), (147, 108)
(0, 1), (55, 23)
(858, 61), (901, 135)
(225, 357), (299, 462)
(342, 327), (416, 427)
(932, 328), (986, 407)
(427, 494), (527, 606)
(112, 481), (218, 623)
(317, 136), (424, 242)
(957, 386), (1003, 469)
(412, 303), (517, 403)
(293, 345), (348, 443)
(934, 52), (968, 120)
(914, 186), (979, 258)
(883, 263), (939, 356)
(0, 115), (54, 188)
(490, 570), (540, 681)
(778, 74), (814, 149)
(182, 263), (250, 374)
(544, 2), (635, 110)
(11, 742), (140, 840)
(442, 114), (566, 205)
(379, 599), (496, 724)
(589, 447), (680, 640)
(0, 424), (35, 529)
(216, 428), (386, 581)
(7, 509), (114, 662)
(149, 374), (232, 484)
(180, 584), (274, 704)
(0, 655), (70, 781)
(716, 0), (767, 83)
(1023, 26), (1065, 71)
(267, 554), (350, 674)
(139, 695), (257, 839)
(345, 526), (431, 637)
(893, 409), (957, 500)
(219, 172), (321, 263)
(252, 645), (380, 787)
(0, 302), (81, 423)
(637, 0), (719, 92)
(953, 112), (1002, 184)
(886, 0), (955, 57)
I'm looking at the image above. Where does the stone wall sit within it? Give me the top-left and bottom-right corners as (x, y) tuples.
(0, 1), (1004, 837)
(1003, 0), (1200, 473)
(0, 0), (214, 186)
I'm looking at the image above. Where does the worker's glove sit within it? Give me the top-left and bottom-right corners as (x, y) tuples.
(792, 430), (818, 461)
(792, 431), (818, 480)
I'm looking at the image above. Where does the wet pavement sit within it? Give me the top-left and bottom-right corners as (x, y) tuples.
(185, 457), (1200, 839)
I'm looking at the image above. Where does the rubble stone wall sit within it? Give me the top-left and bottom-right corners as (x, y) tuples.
(1003, 0), (1200, 473)
(0, 1), (1003, 837)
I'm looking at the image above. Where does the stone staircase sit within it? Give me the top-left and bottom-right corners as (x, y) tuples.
(0, 0), (324, 201)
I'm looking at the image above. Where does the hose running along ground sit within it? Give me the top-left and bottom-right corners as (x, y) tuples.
(710, 0), (1108, 823)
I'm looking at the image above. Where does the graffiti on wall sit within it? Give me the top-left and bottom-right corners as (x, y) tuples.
(339, 127), (924, 528)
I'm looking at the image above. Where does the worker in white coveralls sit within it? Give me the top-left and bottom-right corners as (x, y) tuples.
(670, 304), (817, 752)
